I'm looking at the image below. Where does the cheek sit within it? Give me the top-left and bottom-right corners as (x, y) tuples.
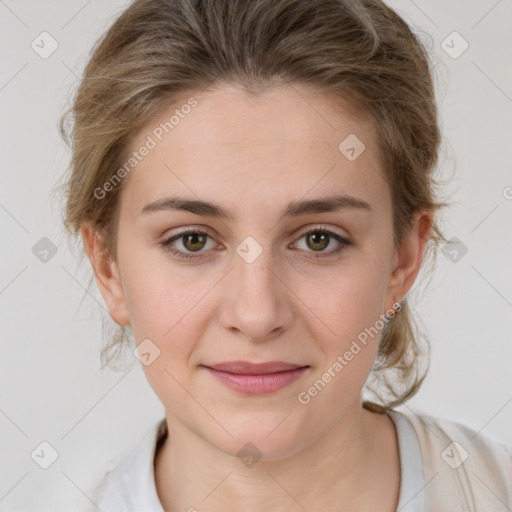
(118, 238), (205, 337)
(297, 259), (390, 344)
(118, 244), (224, 357)
(289, 250), (392, 394)
(123, 261), (215, 405)
(292, 271), (387, 412)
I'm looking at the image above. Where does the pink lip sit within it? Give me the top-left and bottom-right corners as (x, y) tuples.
(202, 361), (310, 395)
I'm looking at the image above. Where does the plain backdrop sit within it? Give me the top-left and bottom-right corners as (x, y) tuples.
(1, 0), (511, 510)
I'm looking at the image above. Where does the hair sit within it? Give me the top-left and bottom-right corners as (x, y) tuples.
(58, 0), (451, 410)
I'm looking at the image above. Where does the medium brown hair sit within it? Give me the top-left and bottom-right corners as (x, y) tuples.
(58, 0), (449, 409)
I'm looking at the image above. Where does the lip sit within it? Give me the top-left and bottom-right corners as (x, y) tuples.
(206, 360), (307, 374)
(202, 361), (310, 395)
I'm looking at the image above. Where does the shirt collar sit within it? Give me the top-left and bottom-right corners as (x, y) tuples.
(387, 409), (426, 512)
(99, 410), (425, 512)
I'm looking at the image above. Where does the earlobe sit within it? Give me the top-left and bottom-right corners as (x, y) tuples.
(385, 211), (433, 310)
(80, 223), (130, 327)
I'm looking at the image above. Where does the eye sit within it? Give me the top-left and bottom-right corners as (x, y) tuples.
(161, 229), (218, 260)
(292, 227), (352, 257)
(160, 226), (353, 261)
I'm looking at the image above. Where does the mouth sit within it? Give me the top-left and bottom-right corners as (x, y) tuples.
(201, 361), (310, 395)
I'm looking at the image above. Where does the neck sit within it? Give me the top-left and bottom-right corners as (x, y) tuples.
(154, 402), (399, 512)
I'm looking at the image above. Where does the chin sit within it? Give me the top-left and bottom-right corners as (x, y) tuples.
(205, 413), (310, 463)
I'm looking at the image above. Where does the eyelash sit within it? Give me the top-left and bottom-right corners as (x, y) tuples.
(160, 226), (353, 261)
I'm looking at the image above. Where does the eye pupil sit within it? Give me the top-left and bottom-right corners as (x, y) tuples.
(307, 232), (329, 251)
(184, 233), (207, 252)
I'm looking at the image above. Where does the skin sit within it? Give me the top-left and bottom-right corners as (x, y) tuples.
(82, 83), (432, 511)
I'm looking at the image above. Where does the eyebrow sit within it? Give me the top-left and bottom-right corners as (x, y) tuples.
(140, 193), (372, 221)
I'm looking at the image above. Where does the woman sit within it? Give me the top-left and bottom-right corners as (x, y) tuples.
(60, 0), (512, 510)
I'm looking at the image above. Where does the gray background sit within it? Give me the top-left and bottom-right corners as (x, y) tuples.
(1, 0), (511, 510)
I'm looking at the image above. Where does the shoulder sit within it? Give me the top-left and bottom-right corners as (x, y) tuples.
(91, 418), (167, 512)
(393, 407), (512, 511)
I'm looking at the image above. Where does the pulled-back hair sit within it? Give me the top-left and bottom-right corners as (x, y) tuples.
(59, 0), (449, 409)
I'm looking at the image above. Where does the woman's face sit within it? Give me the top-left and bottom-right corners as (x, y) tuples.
(87, 83), (426, 459)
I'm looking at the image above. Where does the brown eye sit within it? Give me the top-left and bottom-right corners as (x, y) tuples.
(306, 232), (330, 251)
(161, 229), (217, 260)
(293, 227), (353, 257)
(182, 232), (207, 252)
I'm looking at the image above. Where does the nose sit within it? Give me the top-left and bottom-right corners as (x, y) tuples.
(217, 246), (295, 343)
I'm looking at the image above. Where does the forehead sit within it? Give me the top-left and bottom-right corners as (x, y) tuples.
(120, 83), (388, 218)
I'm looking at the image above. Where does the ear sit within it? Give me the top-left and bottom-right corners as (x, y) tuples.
(80, 222), (130, 326)
(385, 210), (433, 310)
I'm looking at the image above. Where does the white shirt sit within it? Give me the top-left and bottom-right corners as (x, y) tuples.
(92, 408), (512, 511)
